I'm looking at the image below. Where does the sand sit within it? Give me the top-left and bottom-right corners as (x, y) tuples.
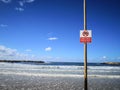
(0, 74), (120, 90)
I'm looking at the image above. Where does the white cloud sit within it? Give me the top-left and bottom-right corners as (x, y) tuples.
(102, 56), (107, 59)
(18, 0), (35, 7)
(48, 37), (58, 41)
(15, 7), (24, 11)
(26, 0), (35, 3)
(0, 0), (11, 3)
(18, 1), (24, 6)
(0, 24), (8, 27)
(45, 47), (52, 52)
(99, 56), (108, 62)
(0, 0), (35, 11)
(25, 49), (32, 52)
(16, 0), (35, 11)
(0, 45), (18, 59)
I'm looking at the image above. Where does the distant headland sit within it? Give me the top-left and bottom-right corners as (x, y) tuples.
(101, 62), (120, 65)
(0, 60), (45, 64)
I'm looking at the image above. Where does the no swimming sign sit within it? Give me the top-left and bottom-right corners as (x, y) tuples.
(80, 30), (92, 43)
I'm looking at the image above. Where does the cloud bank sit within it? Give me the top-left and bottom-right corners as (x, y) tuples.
(0, 45), (34, 60)
(0, 0), (35, 12)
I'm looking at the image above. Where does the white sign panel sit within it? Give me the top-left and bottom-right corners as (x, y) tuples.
(80, 30), (92, 43)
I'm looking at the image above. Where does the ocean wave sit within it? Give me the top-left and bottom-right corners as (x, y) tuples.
(0, 71), (120, 78)
(0, 62), (83, 70)
(0, 63), (120, 77)
(1, 63), (120, 70)
(88, 66), (120, 70)
(0, 67), (119, 73)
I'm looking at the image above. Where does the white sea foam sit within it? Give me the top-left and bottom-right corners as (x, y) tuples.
(88, 66), (120, 70)
(0, 71), (120, 78)
(0, 63), (120, 79)
(0, 62), (83, 70)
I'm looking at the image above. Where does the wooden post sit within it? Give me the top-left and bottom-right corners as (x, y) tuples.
(83, 0), (88, 90)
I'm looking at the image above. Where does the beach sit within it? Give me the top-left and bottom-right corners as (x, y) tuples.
(0, 62), (120, 90)
(0, 74), (120, 90)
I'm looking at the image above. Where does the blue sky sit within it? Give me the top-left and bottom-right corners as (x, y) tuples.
(0, 0), (120, 62)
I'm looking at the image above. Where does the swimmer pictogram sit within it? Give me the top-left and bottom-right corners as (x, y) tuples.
(82, 30), (89, 37)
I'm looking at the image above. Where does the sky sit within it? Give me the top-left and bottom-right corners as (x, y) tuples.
(0, 0), (120, 62)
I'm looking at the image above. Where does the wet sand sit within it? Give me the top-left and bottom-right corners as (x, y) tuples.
(0, 74), (120, 90)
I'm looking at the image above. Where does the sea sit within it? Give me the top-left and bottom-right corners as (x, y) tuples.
(0, 62), (120, 90)
(0, 62), (120, 78)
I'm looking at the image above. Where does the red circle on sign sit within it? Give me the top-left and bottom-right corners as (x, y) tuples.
(82, 31), (89, 37)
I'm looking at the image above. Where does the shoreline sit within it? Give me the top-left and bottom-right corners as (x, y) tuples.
(1, 61), (120, 66)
